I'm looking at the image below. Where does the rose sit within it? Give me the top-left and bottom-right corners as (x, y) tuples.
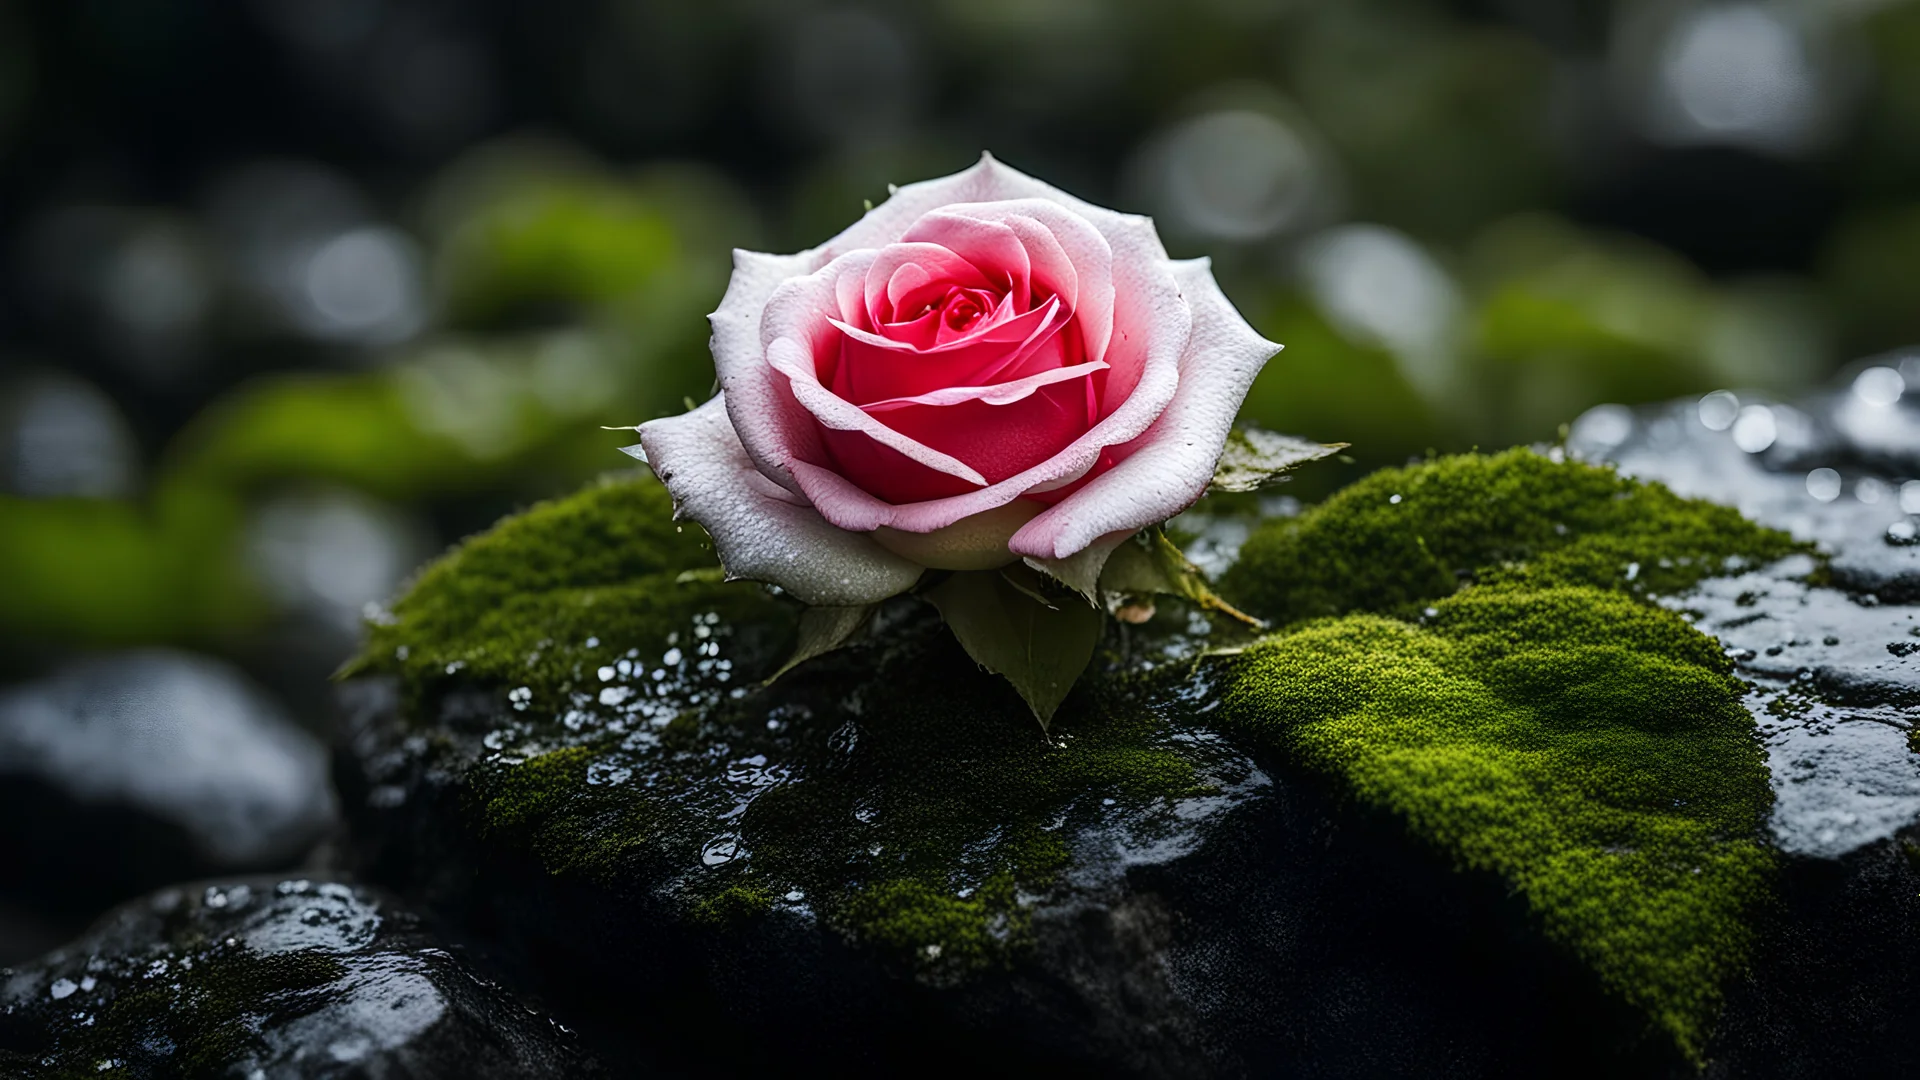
(637, 154), (1281, 608)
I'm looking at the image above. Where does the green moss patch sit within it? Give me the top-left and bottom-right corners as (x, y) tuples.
(7, 937), (346, 1079)
(1221, 448), (1804, 624)
(344, 473), (784, 703)
(1217, 452), (1792, 1057)
(348, 474), (1215, 979)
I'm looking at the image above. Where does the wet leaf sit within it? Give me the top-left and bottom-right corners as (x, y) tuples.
(769, 604), (876, 682)
(1099, 530), (1263, 628)
(1208, 427), (1346, 494)
(925, 565), (1103, 730)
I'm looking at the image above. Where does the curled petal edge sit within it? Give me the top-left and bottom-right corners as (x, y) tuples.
(637, 396), (925, 608)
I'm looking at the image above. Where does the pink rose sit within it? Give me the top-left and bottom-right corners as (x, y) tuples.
(638, 154), (1280, 607)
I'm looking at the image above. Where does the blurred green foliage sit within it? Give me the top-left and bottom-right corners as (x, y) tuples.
(4, 0), (1918, 659)
(1, 151), (752, 649)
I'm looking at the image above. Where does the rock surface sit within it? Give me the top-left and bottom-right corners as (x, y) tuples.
(1562, 372), (1920, 1077)
(332, 455), (1900, 1076)
(0, 875), (602, 1078)
(0, 652), (337, 932)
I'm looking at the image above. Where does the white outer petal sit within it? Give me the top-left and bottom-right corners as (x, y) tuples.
(709, 248), (827, 494)
(637, 396), (924, 606)
(819, 153), (1167, 271)
(1010, 259), (1282, 561)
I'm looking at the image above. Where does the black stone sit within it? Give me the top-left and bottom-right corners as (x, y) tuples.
(333, 616), (1679, 1079)
(0, 875), (605, 1078)
(0, 651), (339, 954)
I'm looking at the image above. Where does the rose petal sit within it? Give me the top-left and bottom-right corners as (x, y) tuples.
(638, 397), (924, 606)
(899, 210), (1032, 308)
(820, 153), (1166, 280)
(859, 359), (1108, 412)
(1009, 259), (1281, 561)
(877, 379), (1094, 486)
(867, 243), (992, 325)
(827, 295), (1067, 405)
(711, 247), (836, 495)
(787, 255), (1188, 536)
(767, 335), (989, 487)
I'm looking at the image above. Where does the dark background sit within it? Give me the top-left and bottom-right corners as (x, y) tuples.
(1, 0), (1918, 945)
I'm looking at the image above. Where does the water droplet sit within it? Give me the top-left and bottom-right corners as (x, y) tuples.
(702, 836), (741, 865)
(599, 686), (632, 706)
(1806, 467), (1842, 502)
(1731, 405), (1777, 453)
(1697, 389), (1739, 431)
(49, 978), (77, 1000)
(1887, 520), (1919, 546)
(1625, 561), (1641, 582)
(663, 647), (683, 666)
(1854, 366), (1904, 407)
(587, 761), (632, 786)
(584, 636), (599, 648)
(785, 889), (805, 902)
(1388, 493), (1402, 504)
(597, 665), (616, 682)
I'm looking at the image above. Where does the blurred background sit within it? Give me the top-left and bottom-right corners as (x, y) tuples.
(2, 0), (1919, 954)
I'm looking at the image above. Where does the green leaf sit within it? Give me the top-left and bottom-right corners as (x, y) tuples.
(1208, 427), (1346, 493)
(925, 565), (1104, 730)
(769, 604), (877, 682)
(1098, 530), (1264, 628)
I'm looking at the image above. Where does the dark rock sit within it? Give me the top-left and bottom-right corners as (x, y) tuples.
(338, 616), (1673, 1079)
(1568, 385), (1920, 859)
(0, 651), (338, 943)
(1568, 375), (1920, 1073)
(0, 875), (604, 1078)
(330, 418), (1920, 1077)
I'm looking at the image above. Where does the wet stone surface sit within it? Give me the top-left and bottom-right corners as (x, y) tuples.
(331, 436), (1920, 1077)
(1569, 369), (1920, 859)
(1567, 370), (1920, 1078)
(329, 468), (1781, 1076)
(338, 607), (1676, 1078)
(0, 875), (602, 1078)
(0, 651), (337, 944)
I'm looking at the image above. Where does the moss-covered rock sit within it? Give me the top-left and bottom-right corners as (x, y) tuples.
(342, 475), (1211, 982)
(0, 876), (599, 1078)
(335, 455), (1830, 1073)
(1216, 451), (1798, 1058)
(1222, 584), (1772, 1059)
(1221, 447), (1805, 623)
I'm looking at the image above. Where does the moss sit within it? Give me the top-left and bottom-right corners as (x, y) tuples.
(345, 473), (789, 707)
(690, 882), (778, 926)
(355, 474), (1213, 978)
(14, 941), (345, 1078)
(1221, 582), (1774, 1060)
(843, 874), (1028, 978)
(1221, 448), (1804, 625)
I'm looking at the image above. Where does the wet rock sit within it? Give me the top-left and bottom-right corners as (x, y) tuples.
(335, 469), (1803, 1076)
(340, 614), (1678, 1078)
(1567, 374), (1920, 1074)
(0, 875), (603, 1078)
(0, 651), (338, 932)
(1568, 381), (1920, 859)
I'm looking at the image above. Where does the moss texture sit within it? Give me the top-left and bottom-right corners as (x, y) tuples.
(348, 474), (1211, 978)
(1219, 451), (1788, 1060)
(1221, 447), (1805, 624)
(5, 937), (346, 1078)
